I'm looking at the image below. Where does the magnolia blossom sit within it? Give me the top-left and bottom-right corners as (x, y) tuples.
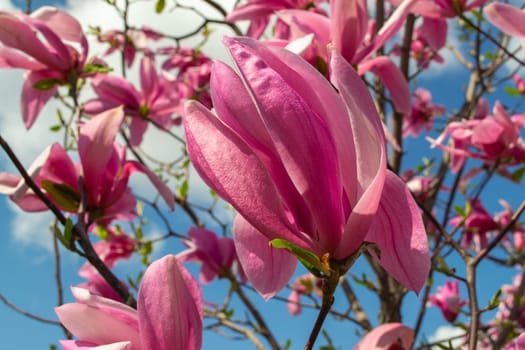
(84, 56), (180, 146)
(159, 47), (213, 109)
(56, 255), (203, 350)
(178, 227), (244, 284)
(403, 88), (446, 137)
(287, 273), (322, 316)
(276, 0), (417, 114)
(496, 200), (525, 252)
(96, 26), (162, 67)
(428, 280), (466, 322)
(354, 323), (414, 350)
(184, 36), (429, 298)
(450, 199), (498, 251)
(226, 0), (327, 39)
(0, 7), (91, 128)
(429, 101), (525, 172)
(0, 107), (174, 224)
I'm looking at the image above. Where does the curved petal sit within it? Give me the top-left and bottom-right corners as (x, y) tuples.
(184, 100), (310, 250)
(120, 160), (175, 211)
(354, 322), (414, 350)
(224, 36), (344, 252)
(79, 106), (124, 200)
(485, 3), (525, 38)
(330, 50), (387, 258)
(358, 56), (411, 115)
(138, 255), (202, 350)
(21, 70), (59, 128)
(331, 0), (368, 62)
(59, 340), (131, 350)
(233, 215), (297, 299)
(364, 171), (429, 293)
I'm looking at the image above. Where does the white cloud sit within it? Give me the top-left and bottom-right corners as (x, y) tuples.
(427, 325), (466, 349)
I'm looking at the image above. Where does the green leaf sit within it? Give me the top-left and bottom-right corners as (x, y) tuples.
(504, 86), (521, 97)
(454, 204), (466, 217)
(270, 238), (330, 277)
(511, 167), (525, 183)
(83, 63), (113, 74)
(488, 288), (502, 310)
(33, 78), (61, 90)
(41, 180), (80, 212)
(155, 0), (165, 13)
(49, 125), (61, 132)
(63, 218), (74, 244)
(178, 180), (189, 198)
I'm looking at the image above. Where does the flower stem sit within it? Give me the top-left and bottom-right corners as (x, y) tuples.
(303, 272), (340, 350)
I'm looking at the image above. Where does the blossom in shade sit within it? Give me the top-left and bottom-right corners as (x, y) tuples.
(403, 88), (445, 137)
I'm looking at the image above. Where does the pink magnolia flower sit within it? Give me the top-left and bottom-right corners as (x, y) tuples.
(178, 227), (244, 284)
(0, 7), (90, 128)
(403, 88), (446, 137)
(514, 75), (525, 94)
(287, 273), (322, 316)
(428, 280), (466, 322)
(450, 199), (498, 251)
(159, 47), (213, 109)
(84, 55), (180, 147)
(96, 26), (163, 68)
(496, 200), (525, 252)
(429, 101), (525, 172)
(0, 107), (174, 224)
(184, 36), (429, 298)
(276, 0), (417, 114)
(485, 3), (525, 57)
(76, 227), (135, 301)
(354, 323), (414, 350)
(505, 334), (525, 350)
(226, 0), (327, 39)
(56, 254), (203, 350)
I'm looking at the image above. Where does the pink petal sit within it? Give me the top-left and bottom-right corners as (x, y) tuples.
(138, 255), (202, 350)
(55, 289), (141, 348)
(485, 3), (525, 38)
(420, 17), (447, 51)
(184, 100), (308, 250)
(59, 340), (131, 350)
(224, 36), (344, 252)
(331, 0), (368, 62)
(358, 56), (411, 115)
(79, 106), (124, 199)
(233, 215), (297, 299)
(21, 70), (59, 128)
(354, 322), (414, 350)
(329, 50), (387, 259)
(120, 160), (175, 211)
(91, 74), (142, 108)
(365, 171), (429, 293)
(0, 47), (46, 70)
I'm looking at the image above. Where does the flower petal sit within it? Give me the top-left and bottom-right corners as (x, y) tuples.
(233, 215), (297, 299)
(138, 255), (202, 350)
(365, 171), (429, 293)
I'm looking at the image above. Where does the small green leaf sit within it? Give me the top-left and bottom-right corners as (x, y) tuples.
(511, 167), (525, 183)
(178, 180), (189, 198)
(33, 78), (61, 90)
(454, 204), (466, 217)
(155, 0), (165, 13)
(63, 218), (74, 244)
(83, 63), (113, 74)
(270, 239), (330, 277)
(488, 288), (502, 310)
(505, 86), (521, 97)
(41, 180), (80, 212)
(49, 125), (61, 132)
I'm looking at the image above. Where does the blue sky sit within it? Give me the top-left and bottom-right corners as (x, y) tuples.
(1, 0), (525, 349)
